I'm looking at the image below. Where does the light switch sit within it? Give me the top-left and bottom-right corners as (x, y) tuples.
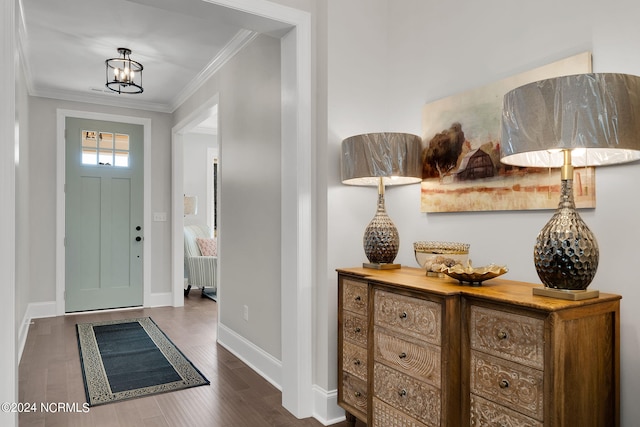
(153, 212), (167, 222)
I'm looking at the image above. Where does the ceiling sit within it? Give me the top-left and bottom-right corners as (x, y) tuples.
(18, 0), (294, 114)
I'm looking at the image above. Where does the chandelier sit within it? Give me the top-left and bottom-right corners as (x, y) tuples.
(105, 48), (143, 94)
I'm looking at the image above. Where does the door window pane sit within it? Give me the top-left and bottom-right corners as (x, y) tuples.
(82, 148), (98, 165)
(115, 134), (129, 150)
(99, 132), (114, 149)
(82, 131), (98, 164)
(114, 151), (129, 167)
(81, 130), (130, 167)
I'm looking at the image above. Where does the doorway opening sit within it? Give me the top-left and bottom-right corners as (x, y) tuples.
(180, 100), (219, 301)
(169, 1), (314, 419)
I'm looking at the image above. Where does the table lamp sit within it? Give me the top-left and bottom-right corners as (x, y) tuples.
(500, 73), (640, 299)
(184, 195), (198, 216)
(341, 132), (422, 269)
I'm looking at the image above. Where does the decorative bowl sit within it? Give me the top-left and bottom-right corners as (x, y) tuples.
(414, 241), (470, 276)
(442, 262), (508, 286)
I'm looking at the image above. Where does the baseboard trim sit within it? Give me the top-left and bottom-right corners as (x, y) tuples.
(18, 301), (57, 362)
(312, 384), (347, 425)
(148, 292), (173, 307)
(217, 323), (344, 425)
(217, 323), (282, 391)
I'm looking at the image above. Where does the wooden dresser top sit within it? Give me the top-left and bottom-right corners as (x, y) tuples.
(337, 266), (621, 312)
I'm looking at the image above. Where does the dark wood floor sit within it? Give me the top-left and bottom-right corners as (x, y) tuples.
(18, 295), (366, 427)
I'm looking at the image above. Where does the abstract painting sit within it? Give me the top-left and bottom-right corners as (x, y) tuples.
(420, 52), (595, 212)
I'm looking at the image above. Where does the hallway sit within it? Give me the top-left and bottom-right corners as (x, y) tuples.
(18, 296), (361, 426)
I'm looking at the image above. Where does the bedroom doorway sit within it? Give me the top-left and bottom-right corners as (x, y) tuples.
(182, 106), (219, 300)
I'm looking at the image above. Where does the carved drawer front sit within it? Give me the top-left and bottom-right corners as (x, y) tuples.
(343, 341), (367, 381)
(343, 279), (368, 315)
(372, 397), (429, 427)
(373, 363), (441, 427)
(342, 372), (368, 415)
(374, 328), (441, 388)
(470, 352), (543, 421)
(374, 290), (441, 345)
(470, 305), (544, 370)
(470, 394), (543, 427)
(343, 311), (368, 347)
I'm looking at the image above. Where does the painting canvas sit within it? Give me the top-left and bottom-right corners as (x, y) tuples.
(420, 52), (595, 213)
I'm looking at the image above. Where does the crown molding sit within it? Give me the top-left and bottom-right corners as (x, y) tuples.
(31, 87), (173, 113)
(168, 29), (258, 112)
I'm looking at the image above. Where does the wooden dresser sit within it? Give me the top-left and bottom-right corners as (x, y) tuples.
(338, 276), (370, 422)
(337, 267), (621, 427)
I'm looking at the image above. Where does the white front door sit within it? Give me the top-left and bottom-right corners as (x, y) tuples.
(65, 117), (144, 312)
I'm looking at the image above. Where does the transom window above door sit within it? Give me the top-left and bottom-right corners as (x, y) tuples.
(82, 130), (130, 167)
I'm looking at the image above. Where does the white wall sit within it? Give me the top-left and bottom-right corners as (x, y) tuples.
(2, 0), (18, 420)
(325, 0), (640, 424)
(218, 34), (282, 358)
(183, 132), (217, 228)
(15, 52), (31, 355)
(174, 33), (282, 358)
(325, 0), (392, 399)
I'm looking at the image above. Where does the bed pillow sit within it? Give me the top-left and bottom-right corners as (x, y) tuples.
(196, 237), (217, 256)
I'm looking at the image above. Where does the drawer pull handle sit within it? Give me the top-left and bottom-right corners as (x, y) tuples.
(399, 311), (408, 319)
(354, 295), (361, 301)
(353, 359), (361, 366)
(497, 331), (508, 340)
(499, 380), (510, 389)
(398, 389), (407, 397)
(354, 391), (361, 397)
(399, 352), (407, 359)
(354, 327), (361, 333)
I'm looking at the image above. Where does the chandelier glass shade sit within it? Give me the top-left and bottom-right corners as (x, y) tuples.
(105, 48), (144, 94)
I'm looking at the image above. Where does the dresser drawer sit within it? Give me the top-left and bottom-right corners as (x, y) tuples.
(374, 362), (441, 427)
(374, 289), (441, 345)
(374, 328), (441, 388)
(470, 394), (543, 427)
(343, 340), (367, 381)
(372, 397), (430, 427)
(470, 305), (544, 370)
(470, 351), (543, 421)
(343, 311), (368, 347)
(343, 279), (368, 315)
(342, 372), (368, 416)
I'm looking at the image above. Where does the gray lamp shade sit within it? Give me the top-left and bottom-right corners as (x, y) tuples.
(341, 132), (423, 185)
(501, 73), (640, 167)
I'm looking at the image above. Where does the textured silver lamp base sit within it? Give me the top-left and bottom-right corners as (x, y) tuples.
(362, 180), (400, 268)
(533, 179), (599, 292)
(533, 287), (599, 300)
(363, 262), (401, 270)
